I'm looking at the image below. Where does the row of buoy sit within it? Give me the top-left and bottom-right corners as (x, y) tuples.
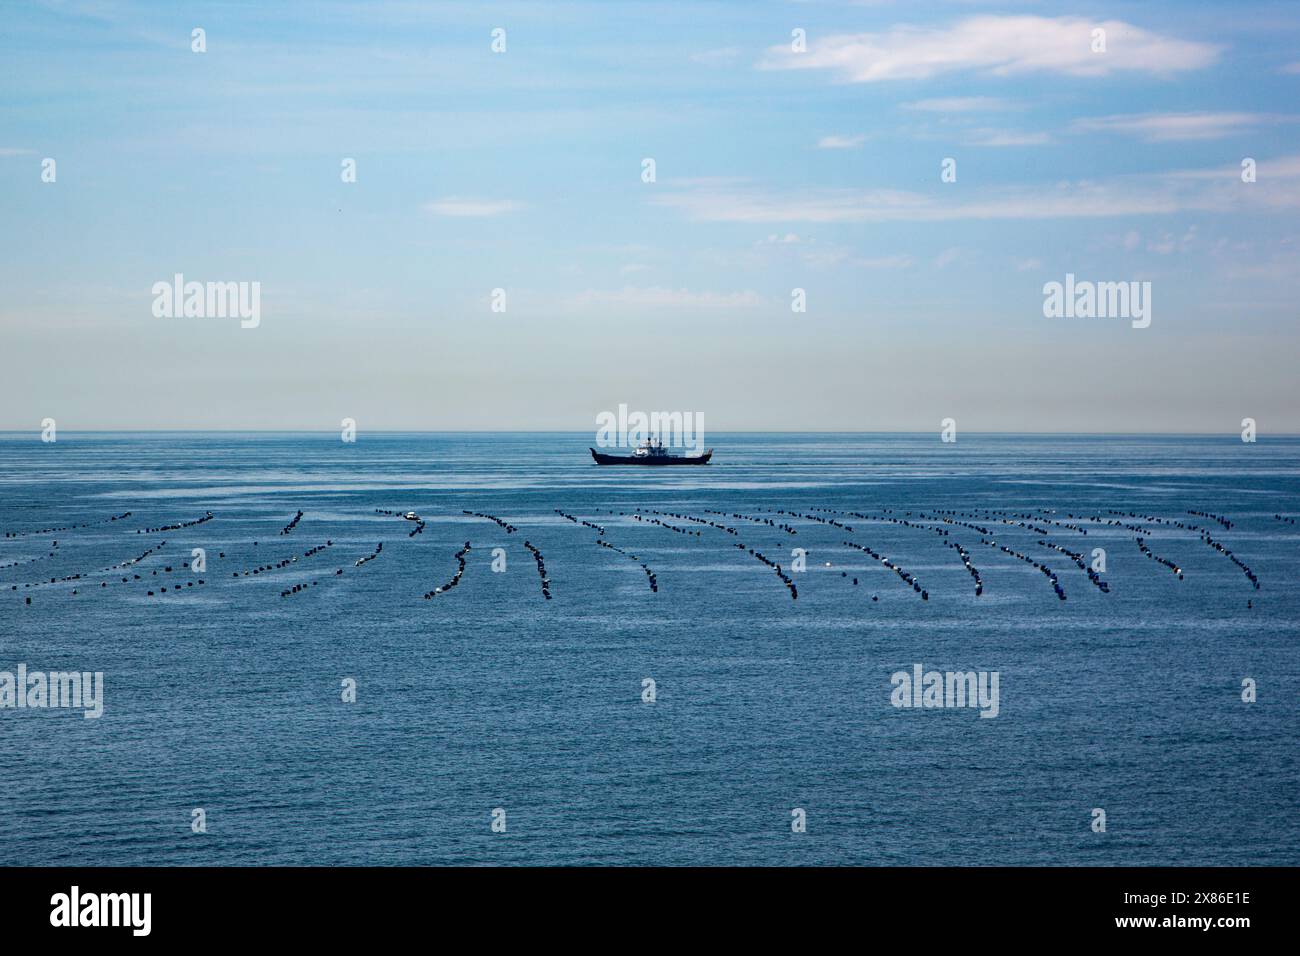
(280, 581), (321, 598)
(986, 539), (1067, 600)
(233, 541), (333, 578)
(136, 511), (214, 534)
(7, 539), (161, 590)
(973, 509), (1089, 536)
(523, 540), (551, 599)
(733, 542), (797, 599)
(1199, 532), (1259, 589)
(279, 510), (304, 535)
(375, 509), (425, 537)
(1135, 537), (1183, 579)
(3, 511), (131, 539)
(649, 509), (737, 536)
(841, 540), (926, 599)
(929, 515), (1067, 598)
(145, 578), (206, 597)
(1, 548), (56, 570)
(629, 511), (701, 537)
(1037, 538), (1109, 592)
(1108, 509), (1261, 587)
(776, 509), (853, 533)
(355, 542), (383, 568)
(424, 542), (470, 598)
(595, 538), (658, 592)
(1274, 514), (1296, 525)
(464, 510), (516, 533)
(1189, 509), (1233, 530)
(706, 509), (796, 535)
(852, 509), (985, 596)
(554, 509), (605, 535)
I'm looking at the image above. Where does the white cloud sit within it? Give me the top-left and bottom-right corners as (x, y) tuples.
(902, 97), (1018, 112)
(422, 197), (522, 217)
(0, 147), (37, 156)
(963, 128), (1052, 146)
(1280, 61), (1300, 74)
(759, 16), (1219, 82)
(1071, 112), (1270, 141)
(817, 133), (867, 149)
(651, 155), (1300, 224)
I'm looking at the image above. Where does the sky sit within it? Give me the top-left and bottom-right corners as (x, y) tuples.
(2, 0), (1299, 432)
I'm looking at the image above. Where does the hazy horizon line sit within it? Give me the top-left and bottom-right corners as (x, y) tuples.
(2, 429), (1295, 438)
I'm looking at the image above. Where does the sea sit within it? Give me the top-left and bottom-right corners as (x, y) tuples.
(0, 432), (1296, 866)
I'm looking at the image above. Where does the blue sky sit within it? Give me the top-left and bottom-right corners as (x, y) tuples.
(2, 0), (1298, 431)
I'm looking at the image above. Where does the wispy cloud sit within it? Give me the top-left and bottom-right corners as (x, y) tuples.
(963, 128), (1052, 146)
(0, 147), (37, 156)
(1071, 111), (1272, 141)
(816, 133), (866, 149)
(422, 197), (522, 217)
(652, 155), (1300, 223)
(902, 97), (1019, 113)
(760, 16), (1220, 82)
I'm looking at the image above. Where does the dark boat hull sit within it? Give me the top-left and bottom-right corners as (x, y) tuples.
(591, 448), (713, 466)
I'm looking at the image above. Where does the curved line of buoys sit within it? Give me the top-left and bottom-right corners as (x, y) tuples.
(8, 540), (167, 595)
(1135, 537), (1183, 579)
(522, 540), (551, 599)
(1108, 509), (1259, 587)
(778, 509), (853, 533)
(839, 509), (980, 596)
(1199, 532), (1259, 589)
(648, 509), (737, 535)
(555, 510), (605, 535)
(841, 539), (927, 599)
(234, 540), (334, 579)
(354, 542), (383, 568)
(984, 538), (1067, 600)
(1, 548), (58, 571)
(1037, 538), (1110, 592)
(1188, 509), (1232, 531)
(279, 510), (304, 535)
(136, 511), (214, 534)
(629, 510), (700, 537)
(3, 511), (131, 539)
(375, 508), (426, 537)
(463, 511), (517, 533)
(733, 542), (797, 599)
(425, 542), (470, 598)
(595, 538), (658, 592)
(706, 509), (796, 535)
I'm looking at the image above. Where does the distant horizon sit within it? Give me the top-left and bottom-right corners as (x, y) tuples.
(2, 428), (1296, 438)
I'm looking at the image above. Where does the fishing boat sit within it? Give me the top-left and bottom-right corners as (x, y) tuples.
(590, 438), (713, 466)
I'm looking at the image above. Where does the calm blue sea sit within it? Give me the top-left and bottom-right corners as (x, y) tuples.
(0, 432), (1296, 866)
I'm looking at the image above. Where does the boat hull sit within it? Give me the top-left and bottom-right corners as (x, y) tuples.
(590, 448), (713, 466)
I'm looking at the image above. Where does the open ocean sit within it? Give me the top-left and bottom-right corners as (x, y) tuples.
(0, 432), (1296, 866)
